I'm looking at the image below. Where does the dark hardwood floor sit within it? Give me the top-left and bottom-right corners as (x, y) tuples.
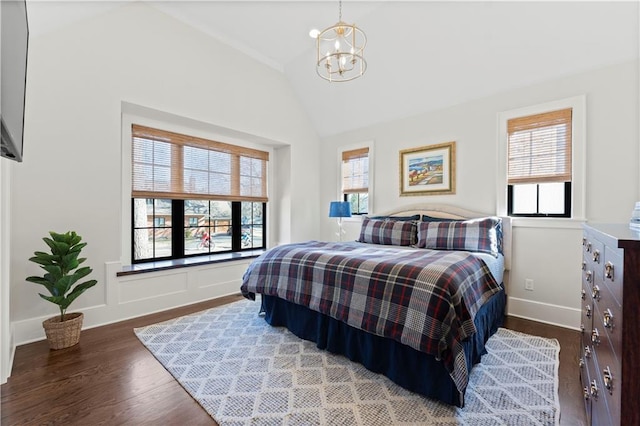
(2, 296), (586, 425)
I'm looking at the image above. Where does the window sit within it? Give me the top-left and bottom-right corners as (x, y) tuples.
(131, 125), (268, 263)
(506, 108), (573, 217)
(341, 147), (369, 214)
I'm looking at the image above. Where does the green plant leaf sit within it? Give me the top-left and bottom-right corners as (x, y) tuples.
(63, 257), (80, 271)
(72, 266), (93, 280)
(38, 293), (66, 306)
(26, 276), (56, 294)
(32, 251), (54, 259)
(42, 273), (58, 285)
(50, 231), (71, 243)
(65, 280), (98, 306)
(42, 264), (62, 277)
(69, 242), (87, 253)
(69, 234), (82, 246)
(53, 275), (74, 296)
(28, 254), (56, 266)
(43, 237), (58, 253)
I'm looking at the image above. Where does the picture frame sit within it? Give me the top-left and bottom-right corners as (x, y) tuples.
(399, 141), (456, 196)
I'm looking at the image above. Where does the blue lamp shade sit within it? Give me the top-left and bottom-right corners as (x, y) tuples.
(329, 201), (352, 218)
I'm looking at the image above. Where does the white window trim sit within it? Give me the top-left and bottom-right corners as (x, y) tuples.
(337, 140), (374, 221)
(496, 95), (586, 228)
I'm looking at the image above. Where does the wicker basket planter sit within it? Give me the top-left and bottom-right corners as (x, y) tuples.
(42, 312), (84, 350)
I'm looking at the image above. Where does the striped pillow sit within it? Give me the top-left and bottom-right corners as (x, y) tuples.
(358, 217), (417, 246)
(417, 217), (502, 256)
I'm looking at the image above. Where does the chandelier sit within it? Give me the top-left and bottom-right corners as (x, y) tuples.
(314, 1), (367, 82)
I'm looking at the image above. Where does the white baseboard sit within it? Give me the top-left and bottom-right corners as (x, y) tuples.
(12, 259), (251, 346)
(1, 327), (15, 384)
(507, 296), (581, 330)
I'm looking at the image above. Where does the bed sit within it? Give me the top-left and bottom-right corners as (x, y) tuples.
(240, 204), (511, 407)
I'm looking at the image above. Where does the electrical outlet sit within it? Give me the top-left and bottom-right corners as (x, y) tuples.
(525, 279), (534, 291)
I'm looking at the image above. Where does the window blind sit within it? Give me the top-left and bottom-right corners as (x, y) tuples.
(342, 147), (369, 194)
(132, 125), (268, 202)
(507, 108), (572, 184)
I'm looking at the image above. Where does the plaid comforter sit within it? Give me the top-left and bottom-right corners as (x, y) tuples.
(240, 240), (502, 397)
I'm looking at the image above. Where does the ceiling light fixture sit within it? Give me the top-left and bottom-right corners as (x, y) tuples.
(314, 0), (367, 82)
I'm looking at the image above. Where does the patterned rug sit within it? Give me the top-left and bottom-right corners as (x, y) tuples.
(134, 297), (560, 426)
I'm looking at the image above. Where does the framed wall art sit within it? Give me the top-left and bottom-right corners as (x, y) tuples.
(399, 141), (456, 196)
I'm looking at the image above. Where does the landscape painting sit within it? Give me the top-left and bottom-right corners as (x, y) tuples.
(400, 141), (456, 196)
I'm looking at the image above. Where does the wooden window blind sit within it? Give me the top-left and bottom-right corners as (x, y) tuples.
(507, 108), (572, 185)
(132, 125), (268, 202)
(342, 147), (369, 194)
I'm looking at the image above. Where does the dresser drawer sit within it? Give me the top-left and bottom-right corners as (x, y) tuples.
(583, 266), (595, 296)
(579, 352), (593, 425)
(592, 285), (622, 360)
(584, 236), (605, 271)
(591, 306), (620, 426)
(602, 247), (623, 306)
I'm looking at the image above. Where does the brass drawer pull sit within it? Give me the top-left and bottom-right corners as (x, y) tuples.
(582, 261), (586, 271)
(583, 386), (590, 400)
(592, 249), (600, 263)
(591, 328), (600, 345)
(586, 242), (592, 253)
(603, 309), (614, 329)
(579, 357), (585, 368)
(605, 261), (614, 281)
(580, 324), (585, 334)
(584, 346), (591, 358)
(585, 305), (591, 318)
(581, 288), (586, 300)
(603, 366), (613, 391)
(585, 270), (592, 284)
(591, 285), (600, 301)
(590, 379), (599, 398)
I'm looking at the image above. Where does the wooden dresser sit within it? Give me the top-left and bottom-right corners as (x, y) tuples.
(580, 224), (640, 426)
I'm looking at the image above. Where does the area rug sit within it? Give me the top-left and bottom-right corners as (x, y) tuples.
(134, 297), (560, 426)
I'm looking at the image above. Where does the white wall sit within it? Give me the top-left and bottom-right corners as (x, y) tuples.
(9, 3), (320, 344)
(319, 60), (639, 329)
(0, 3), (14, 385)
(0, 159), (15, 384)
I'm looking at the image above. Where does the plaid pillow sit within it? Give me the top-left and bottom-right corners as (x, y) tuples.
(417, 217), (502, 256)
(358, 217), (417, 246)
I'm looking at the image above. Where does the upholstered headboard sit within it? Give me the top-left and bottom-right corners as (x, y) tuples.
(371, 203), (512, 271)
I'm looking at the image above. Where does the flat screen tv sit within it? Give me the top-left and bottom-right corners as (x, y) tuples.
(1, 0), (29, 162)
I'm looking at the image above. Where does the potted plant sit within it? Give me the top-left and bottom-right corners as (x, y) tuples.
(26, 231), (97, 350)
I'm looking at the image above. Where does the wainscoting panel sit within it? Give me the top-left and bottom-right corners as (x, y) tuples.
(119, 270), (188, 304)
(193, 262), (250, 289)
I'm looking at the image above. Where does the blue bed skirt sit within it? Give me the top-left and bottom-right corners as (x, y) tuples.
(261, 287), (506, 407)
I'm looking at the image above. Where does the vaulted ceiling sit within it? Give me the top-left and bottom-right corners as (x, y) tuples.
(27, 1), (639, 138)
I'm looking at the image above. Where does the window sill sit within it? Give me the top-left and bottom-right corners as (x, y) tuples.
(117, 249), (265, 277)
(342, 215), (365, 222)
(510, 217), (586, 229)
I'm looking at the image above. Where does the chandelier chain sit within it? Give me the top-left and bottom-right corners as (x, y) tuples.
(339, 1), (342, 22)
